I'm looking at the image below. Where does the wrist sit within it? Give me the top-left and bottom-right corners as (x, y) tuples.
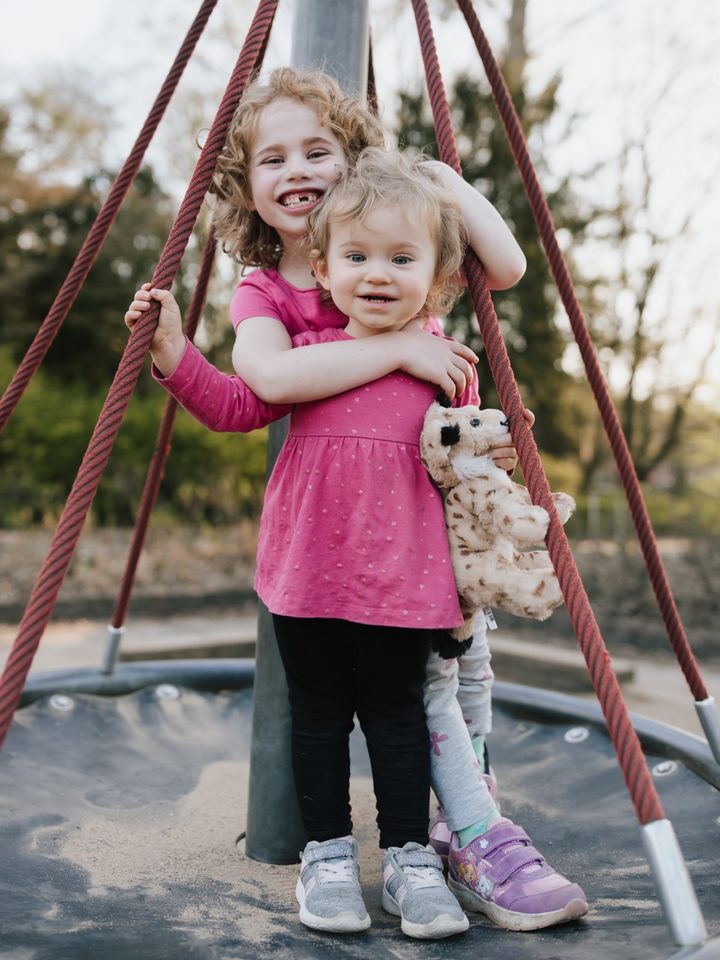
(385, 331), (409, 370)
(152, 335), (187, 378)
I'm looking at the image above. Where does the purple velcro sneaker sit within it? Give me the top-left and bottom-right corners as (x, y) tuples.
(447, 818), (588, 931)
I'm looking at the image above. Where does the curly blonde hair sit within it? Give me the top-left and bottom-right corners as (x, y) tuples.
(307, 147), (466, 316)
(211, 67), (387, 268)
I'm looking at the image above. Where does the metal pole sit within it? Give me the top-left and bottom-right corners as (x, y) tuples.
(291, 0), (369, 97)
(245, 0), (370, 864)
(641, 820), (707, 946)
(245, 418), (305, 863)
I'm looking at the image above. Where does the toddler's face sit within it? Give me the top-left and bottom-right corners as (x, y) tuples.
(314, 203), (438, 338)
(248, 98), (346, 246)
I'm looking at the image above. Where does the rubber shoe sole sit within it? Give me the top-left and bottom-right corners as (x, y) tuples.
(449, 877), (588, 932)
(382, 886), (469, 939)
(296, 876), (371, 933)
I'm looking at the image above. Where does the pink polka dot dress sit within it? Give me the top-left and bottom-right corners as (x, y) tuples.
(255, 328), (469, 630)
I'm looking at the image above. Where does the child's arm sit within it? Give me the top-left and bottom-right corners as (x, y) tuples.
(125, 285), (288, 433)
(232, 315), (479, 406)
(233, 317), (477, 403)
(154, 339), (290, 433)
(423, 161), (526, 291)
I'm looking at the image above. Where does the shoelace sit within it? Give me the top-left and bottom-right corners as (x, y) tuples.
(402, 865), (445, 890)
(317, 858), (356, 884)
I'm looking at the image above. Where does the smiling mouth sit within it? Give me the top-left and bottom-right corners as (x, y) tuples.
(360, 294), (396, 303)
(279, 190), (322, 208)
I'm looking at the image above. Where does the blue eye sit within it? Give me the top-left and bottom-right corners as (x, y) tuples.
(347, 253), (365, 263)
(392, 255), (411, 265)
(308, 149), (329, 160)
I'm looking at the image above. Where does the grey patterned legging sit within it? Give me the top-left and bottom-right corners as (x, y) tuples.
(423, 616), (496, 832)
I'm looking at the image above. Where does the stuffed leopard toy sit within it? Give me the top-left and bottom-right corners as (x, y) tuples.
(420, 397), (575, 640)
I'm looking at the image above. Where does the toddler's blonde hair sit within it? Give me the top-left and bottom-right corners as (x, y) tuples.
(308, 147), (466, 316)
(212, 67), (387, 267)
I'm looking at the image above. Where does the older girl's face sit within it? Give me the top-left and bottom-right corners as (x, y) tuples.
(248, 98), (346, 247)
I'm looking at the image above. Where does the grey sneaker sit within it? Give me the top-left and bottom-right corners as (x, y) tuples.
(296, 836), (371, 933)
(382, 842), (469, 939)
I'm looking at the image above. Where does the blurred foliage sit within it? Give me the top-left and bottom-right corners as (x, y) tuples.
(0, 147), (181, 389)
(0, 348), (269, 528)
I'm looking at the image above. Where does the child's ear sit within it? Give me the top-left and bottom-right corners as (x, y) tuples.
(311, 257), (331, 291)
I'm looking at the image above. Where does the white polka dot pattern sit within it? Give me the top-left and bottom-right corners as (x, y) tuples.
(255, 351), (465, 630)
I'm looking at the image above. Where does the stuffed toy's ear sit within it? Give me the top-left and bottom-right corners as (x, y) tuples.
(420, 401), (462, 489)
(440, 423), (461, 446)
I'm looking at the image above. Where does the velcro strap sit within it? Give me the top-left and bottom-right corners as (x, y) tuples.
(396, 850), (440, 870)
(480, 823), (530, 857)
(485, 845), (544, 886)
(304, 841), (354, 865)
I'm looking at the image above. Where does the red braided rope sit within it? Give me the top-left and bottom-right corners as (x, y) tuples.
(455, 0), (707, 704)
(0, 0), (220, 435)
(367, 37), (379, 117)
(0, 0), (279, 749)
(110, 230), (217, 631)
(411, 0), (664, 825)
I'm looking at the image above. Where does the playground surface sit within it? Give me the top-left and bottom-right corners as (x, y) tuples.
(2, 610), (718, 737)
(3, 673), (719, 960)
(3, 544), (718, 958)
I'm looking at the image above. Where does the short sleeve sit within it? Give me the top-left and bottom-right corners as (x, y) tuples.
(230, 271), (280, 330)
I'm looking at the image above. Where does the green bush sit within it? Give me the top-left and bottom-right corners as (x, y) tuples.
(0, 353), (270, 528)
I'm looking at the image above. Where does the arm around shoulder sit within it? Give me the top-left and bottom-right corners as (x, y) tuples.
(231, 316), (417, 404)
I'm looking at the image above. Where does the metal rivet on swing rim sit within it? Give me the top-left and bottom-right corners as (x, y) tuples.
(564, 726), (589, 743)
(652, 761), (678, 777)
(49, 694), (74, 712)
(155, 684), (180, 700)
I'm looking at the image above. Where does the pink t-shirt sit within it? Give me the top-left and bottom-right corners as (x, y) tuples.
(254, 327), (475, 630)
(230, 267), (348, 335)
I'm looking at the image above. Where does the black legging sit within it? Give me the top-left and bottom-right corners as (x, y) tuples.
(272, 614), (432, 849)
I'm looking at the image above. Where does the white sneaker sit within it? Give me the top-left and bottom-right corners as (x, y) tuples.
(382, 842), (469, 939)
(296, 836), (371, 933)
